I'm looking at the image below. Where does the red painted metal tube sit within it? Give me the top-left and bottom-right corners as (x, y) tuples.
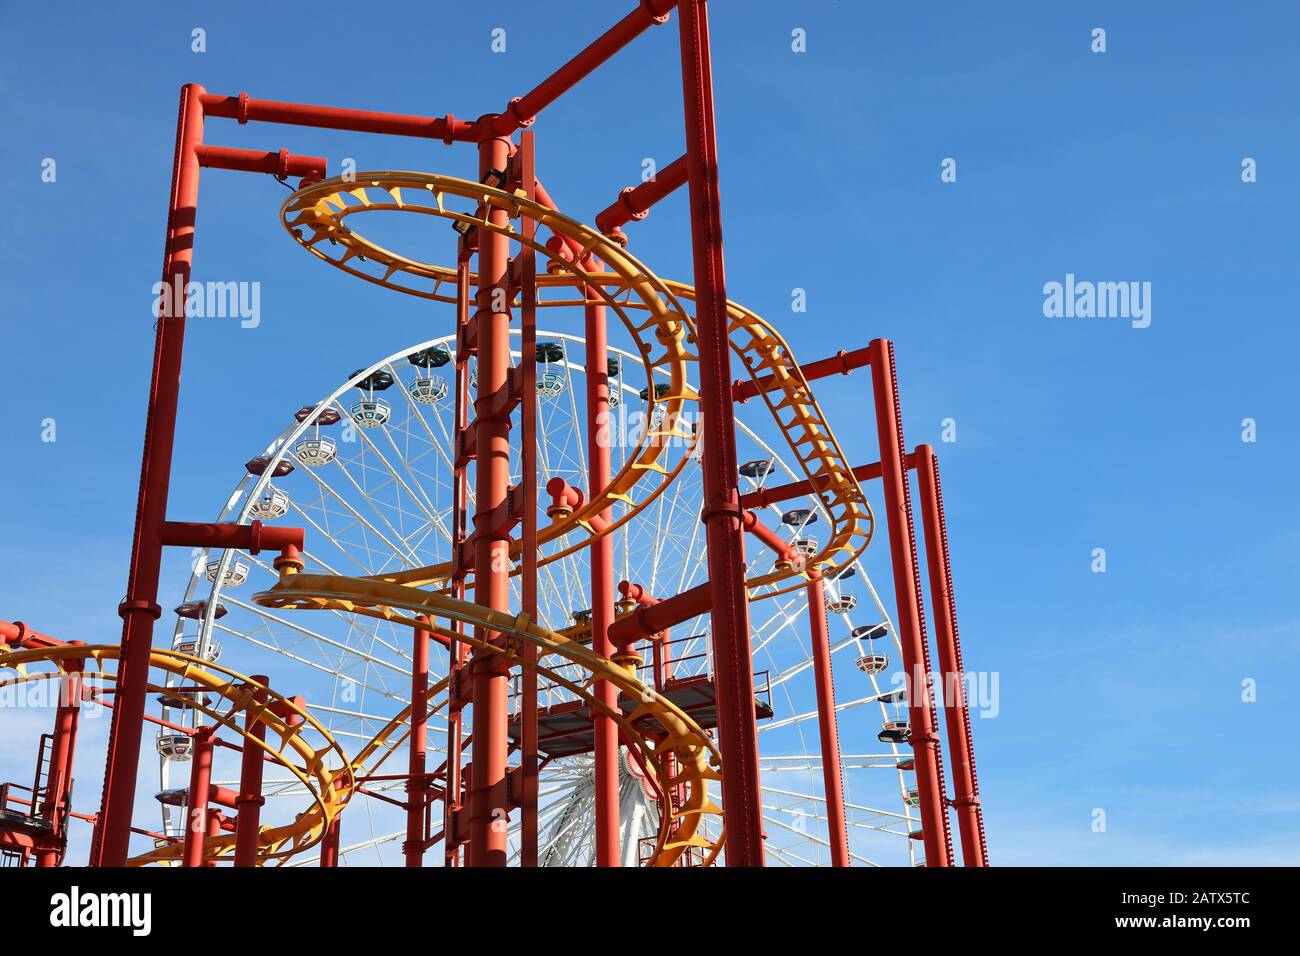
(733, 345), (874, 404)
(584, 280), (620, 867)
(405, 621), (430, 867)
(467, 131), (513, 867)
(445, 257), (472, 867)
(233, 677), (268, 867)
(92, 83), (206, 869)
(182, 726), (216, 868)
(319, 816), (340, 868)
(195, 145), (326, 181)
(158, 520), (304, 555)
(594, 154), (689, 238)
(609, 580), (710, 649)
(741, 509), (796, 563)
(199, 92), (476, 142)
(739, 459), (899, 510)
(35, 656), (84, 867)
(0, 620), (66, 651)
(914, 445), (987, 866)
(678, 0), (765, 866)
(518, 130), (541, 867)
(868, 339), (953, 866)
(495, 0), (679, 135)
(806, 576), (849, 867)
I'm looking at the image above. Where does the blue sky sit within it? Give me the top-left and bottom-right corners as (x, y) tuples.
(2, 1), (1299, 865)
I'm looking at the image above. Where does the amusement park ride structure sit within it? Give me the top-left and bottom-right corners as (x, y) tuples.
(0, 0), (986, 868)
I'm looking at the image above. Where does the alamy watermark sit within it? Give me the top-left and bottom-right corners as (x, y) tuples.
(151, 277), (261, 328)
(1043, 273), (1151, 329)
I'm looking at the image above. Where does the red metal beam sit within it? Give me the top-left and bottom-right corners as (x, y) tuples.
(733, 345), (873, 405)
(678, 0), (765, 867)
(495, 1), (679, 136)
(806, 574), (849, 867)
(92, 83), (207, 868)
(868, 339), (953, 866)
(195, 145), (326, 181)
(594, 154), (689, 239)
(405, 622), (430, 867)
(517, 130), (541, 868)
(467, 131), (514, 868)
(199, 92), (476, 141)
(233, 677), (269, 867)
(582, 274), (620, 867)
(181, 726), (216, 868)
(914, 445), (987, 866)
(35, 657), (84, 867)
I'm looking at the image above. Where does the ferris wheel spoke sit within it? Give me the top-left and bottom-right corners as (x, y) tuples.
(220, 596), (412, 676)
(351, 379), (455, 545)
(318, 447), (426, 568)
(209, 620), (407, 707)
(293, 456), (422, 571)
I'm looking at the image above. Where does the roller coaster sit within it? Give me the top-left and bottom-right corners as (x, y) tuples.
(0, 1), (986, 868)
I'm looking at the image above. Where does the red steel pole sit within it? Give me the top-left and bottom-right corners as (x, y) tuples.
(677, 0), (764, 866)
(92, 82), (206, 868)
(467, 128), (514, 867)
(182, 726), (216, 868)
(35, 654), (84, 867)
(584, 283), (621, 867)
(806, 575), (849, 867)
(594, 154), (689, 239)
(233, 677), (269, 867)
(914, 445), (987, 866)
(406, 621), (430, 867)
(445, 256), (472, 867)
(868, 339), (953, 867)
(319, 816), (341, 867)
(496, 0), (679, 135)
(733, 346), (873, 404)
(199, 92), (477, 141)
(517, 131), (541, 867)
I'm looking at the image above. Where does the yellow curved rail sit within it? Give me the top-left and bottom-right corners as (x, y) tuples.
(255, 573), (724, 867)
(283, 173), (700, 589)
(280, 172), (873, 594)
(0, 644), (351, 866)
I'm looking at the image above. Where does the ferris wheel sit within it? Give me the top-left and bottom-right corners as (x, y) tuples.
(152, 329), (925, 867)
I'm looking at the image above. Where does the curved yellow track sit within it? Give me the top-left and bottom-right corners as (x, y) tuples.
(0, 643), (351, 866)
(255, 573), (724, 867)
(281, 172), (873, 594)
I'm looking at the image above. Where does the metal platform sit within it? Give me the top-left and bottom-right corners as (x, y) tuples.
(507, 672), (773, 759)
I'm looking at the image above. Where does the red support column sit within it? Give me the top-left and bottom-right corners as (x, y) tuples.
(182, 726), (216, 868)
(467, 128), (514, 867)
(35, 653), (84, 867)
(445, 256), (473, 868)
(319, 816), (341, 868)
(406, 621), (430, 867)
(517, 131), (541, 867)
(233, 677), (269, 867)
(585, 283), (620, 867)
(92, 82), (206, 868)
(677, 0), (764, 866)
(868, 339), (954, 867)
(806, 575), (849, 867)
(914, 445), (987, 866)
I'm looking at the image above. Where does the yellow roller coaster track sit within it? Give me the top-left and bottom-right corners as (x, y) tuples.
(255, 572), (725, 867)
(280, 172), (873, 596)
(0, 643), (351, 866)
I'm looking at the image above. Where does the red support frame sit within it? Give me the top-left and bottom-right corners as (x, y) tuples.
(70, 0), (985, 870)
